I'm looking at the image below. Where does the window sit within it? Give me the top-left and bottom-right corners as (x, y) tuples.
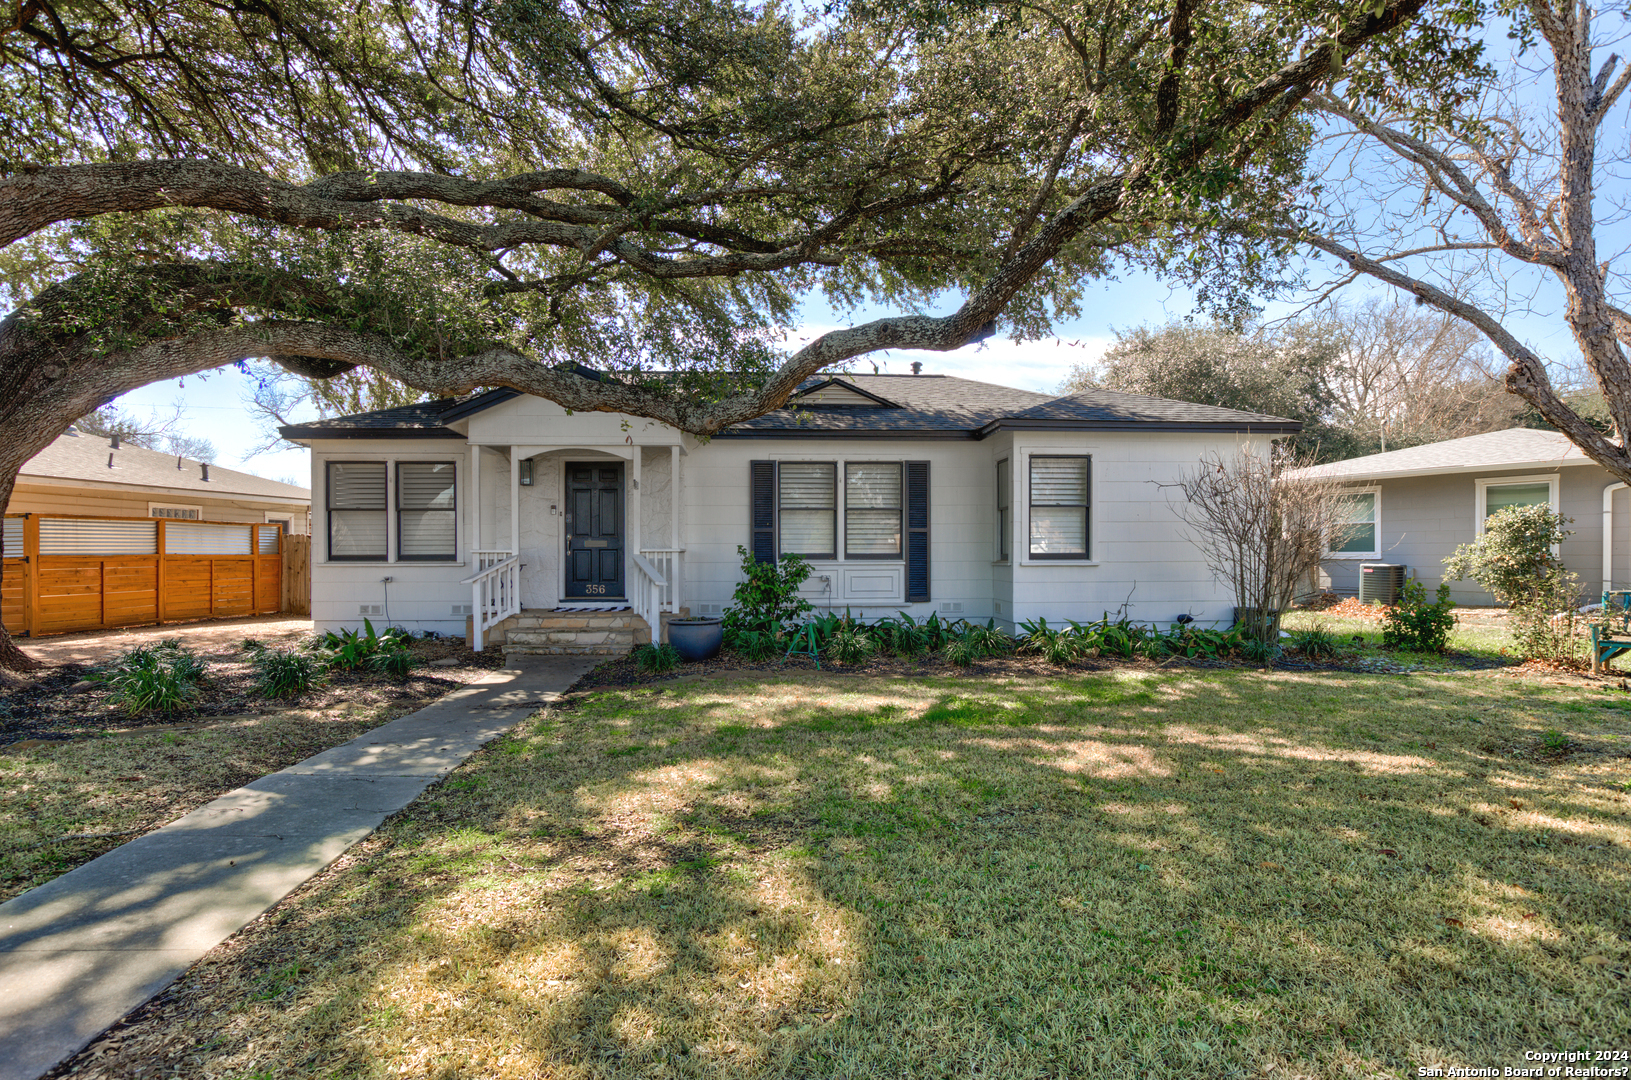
(778, 462), (837, 558)
(398, 462), (457, 560)
(1328, 490), (1380, 557)
(148, 503), (201, 520)
(996, 459), (1010, 561)
(327, 461), (387, 560)
(1029, 456), (1090, 558)
(1475, 475), (1558, 536)
(846, 462), (902, 558)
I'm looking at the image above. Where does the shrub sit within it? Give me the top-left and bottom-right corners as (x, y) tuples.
(1288, 624), (1340, 658)
(93, 644), (205, 713)
(318, 618), (415, 673)
(722, 546), (812, 633)
(1445, 504), (1571, 605)
(825, 624), (876, 666)
(1380, 580), (1457, 653)
(725, 627), (782, 662)
(634, 642), (682, 674)
(252, 648), (326, 697)
(368, 642), (418, 678)
(1239, 637), (1280, 664)
(1446, 505), (1582, 662)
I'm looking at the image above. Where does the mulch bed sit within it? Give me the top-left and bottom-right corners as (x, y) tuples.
(0, 635), (507, 747)
(570, 642), (1519, 693)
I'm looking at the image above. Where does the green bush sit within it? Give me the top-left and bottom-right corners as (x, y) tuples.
(825, 624), (876, 665)
(1445, 504), (1571, 605)
(722, 546), (812, 633)
(634, 642), (682, 674)
(1287, 624), (1340, 658)
(1239, 637), (1280, 664)
(725, 627), (782, 662)
(318, 618), (415, 673)
(1380, 580), (1457, 653)
(93, 643), (206, 713)
(252, 648), (326, 697)
(1446, 505), (1581, 662)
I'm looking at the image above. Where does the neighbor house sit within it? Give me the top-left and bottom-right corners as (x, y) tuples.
(1303, 428), (1625, 604)
(2, 431), (310, 637)
(278, 372), (1300, 652)
(7, 430), (311, 532)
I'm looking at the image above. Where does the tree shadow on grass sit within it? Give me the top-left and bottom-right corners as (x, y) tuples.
(53, 669), (1631, 1080)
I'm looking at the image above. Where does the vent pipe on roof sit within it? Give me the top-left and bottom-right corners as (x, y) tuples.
(176, 455), (184, 470)
(107, 452), (115, 469)
(201, 463), (211, 482)
(110, 434), (121, 450)
(910, 361), (922, 375)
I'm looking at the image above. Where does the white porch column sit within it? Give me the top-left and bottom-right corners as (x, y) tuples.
(510, 448), (520, 557)
(470, 444), (482, 552)
(670, 444), (680, 550)
(629, 450), (642, 569)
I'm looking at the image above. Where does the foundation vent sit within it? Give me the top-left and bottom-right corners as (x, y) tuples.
(450, 604), (473, 616)
(358, 604), (385, 617)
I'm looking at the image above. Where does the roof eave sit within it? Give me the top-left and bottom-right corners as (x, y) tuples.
(1296, 457), (1597, 483)
(973, 418), (1304, 438)
(277, 426), (467, 441)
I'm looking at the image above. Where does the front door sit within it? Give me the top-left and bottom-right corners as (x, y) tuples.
(565, 463), (625, 600)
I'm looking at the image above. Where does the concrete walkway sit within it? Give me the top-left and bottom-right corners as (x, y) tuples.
(0, 656), (594, 1080)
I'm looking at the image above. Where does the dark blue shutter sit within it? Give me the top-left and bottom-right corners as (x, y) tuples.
(905, 461), (929, 602)
(751, 461), (777, 564)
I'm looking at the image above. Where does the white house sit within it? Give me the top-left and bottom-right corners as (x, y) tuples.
(279, 372), (1299, 652)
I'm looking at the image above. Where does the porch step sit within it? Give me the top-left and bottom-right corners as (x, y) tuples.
(494, 607), (651, 657)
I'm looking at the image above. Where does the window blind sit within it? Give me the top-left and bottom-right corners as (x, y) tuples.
(1029, 456), (1089, 557)
(845, 462), (902, 557)
(328, 462), (387, 560)
(1484, 482), (1551, 517)
(779, 462), (836, 558)
(398, 462), (456, 559)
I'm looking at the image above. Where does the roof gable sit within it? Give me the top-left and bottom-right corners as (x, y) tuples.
(789, 378), (901, 408)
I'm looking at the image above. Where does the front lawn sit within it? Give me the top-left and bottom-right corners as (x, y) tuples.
(0, 634), (500, 902)
(59, 666), (1631, 1078)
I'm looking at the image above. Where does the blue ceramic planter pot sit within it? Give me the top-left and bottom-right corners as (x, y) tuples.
(666, 617), (723, 661)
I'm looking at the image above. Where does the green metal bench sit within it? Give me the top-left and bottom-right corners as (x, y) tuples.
(1591, 590), (1631, 673)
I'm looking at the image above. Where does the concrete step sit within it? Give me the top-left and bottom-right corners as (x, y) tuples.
(504, 626), (639, 648)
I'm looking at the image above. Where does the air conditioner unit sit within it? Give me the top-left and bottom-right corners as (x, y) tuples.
(1359, 563), (1407, 605)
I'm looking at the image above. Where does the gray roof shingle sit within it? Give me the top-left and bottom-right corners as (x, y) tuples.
(22, 433), (310, 502)
(1295, 428), (1590, 480)
(279, 374), (1302, 440)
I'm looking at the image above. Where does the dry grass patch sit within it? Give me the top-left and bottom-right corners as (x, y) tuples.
(54, 668), (1631, 1079)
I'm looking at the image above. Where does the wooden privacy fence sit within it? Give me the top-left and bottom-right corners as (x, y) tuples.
(282, 534), (311, 616)
(1, 514), (284, 637)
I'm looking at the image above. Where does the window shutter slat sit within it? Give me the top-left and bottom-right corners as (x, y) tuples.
(750, 461), (777, 564)
(905, 461), (929, 603)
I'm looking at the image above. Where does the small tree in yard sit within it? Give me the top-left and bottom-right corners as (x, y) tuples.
(1169, 447), (1361, 645)
(1445, 506), (1583, 663)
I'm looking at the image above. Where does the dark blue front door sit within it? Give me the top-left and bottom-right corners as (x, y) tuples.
(565, 463), (624, 599)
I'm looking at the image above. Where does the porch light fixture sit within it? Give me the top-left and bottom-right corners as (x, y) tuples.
(519, 458), (533, 486)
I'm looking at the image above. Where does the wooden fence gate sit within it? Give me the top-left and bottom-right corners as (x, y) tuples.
(2, 514), (284, 637)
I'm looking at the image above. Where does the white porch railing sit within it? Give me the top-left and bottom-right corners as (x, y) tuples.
(461, 553), (520, 651)
(638, 548), (683, 613)
(630, 552), (667, 646)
